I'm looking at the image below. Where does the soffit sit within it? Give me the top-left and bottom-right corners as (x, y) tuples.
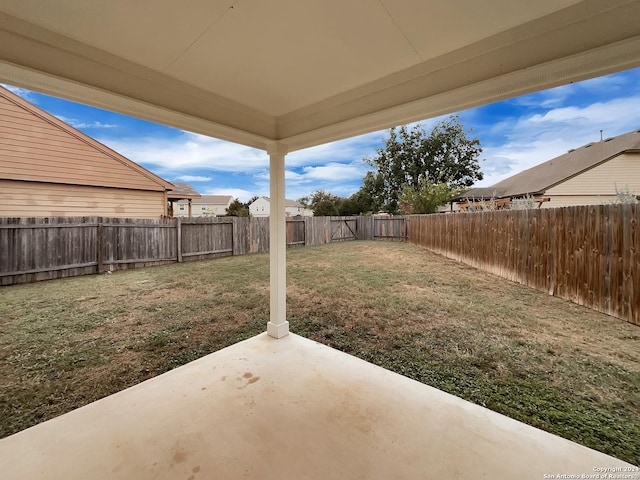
(0, 0), (639, 152)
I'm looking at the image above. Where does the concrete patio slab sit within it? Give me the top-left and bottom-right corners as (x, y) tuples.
(0, 333), (633, 479)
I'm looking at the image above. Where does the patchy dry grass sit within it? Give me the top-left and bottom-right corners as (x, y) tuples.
(1, 241), (638, 464)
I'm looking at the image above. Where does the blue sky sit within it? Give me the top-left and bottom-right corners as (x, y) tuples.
(4, 67), (640, 202)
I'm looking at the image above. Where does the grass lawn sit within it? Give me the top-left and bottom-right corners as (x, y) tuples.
(1, 241), (638, 464)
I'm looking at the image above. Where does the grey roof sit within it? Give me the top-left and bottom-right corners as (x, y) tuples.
(456, 129), (640, 200)
(254, 197), (305, 208)
(167, 182), (201, 200)
(194, 195), (234, 205)
(176, 195), (233, 205)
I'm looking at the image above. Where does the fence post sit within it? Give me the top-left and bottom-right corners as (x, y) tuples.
(96, 223), (104, 273)
(231, 218), (235, 256)
(176, 217), (183, 263)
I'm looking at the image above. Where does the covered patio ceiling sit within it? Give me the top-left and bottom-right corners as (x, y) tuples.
(1, 0), (640, 152)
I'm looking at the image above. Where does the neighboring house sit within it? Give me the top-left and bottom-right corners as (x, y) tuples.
(174, 195), (233, 217)
(249, 197), (313, 217)
(249, 197), (271, 217)
(0, 86), (174, 218)
(454, 129), (640, 210)
(167, 182), (201, 217)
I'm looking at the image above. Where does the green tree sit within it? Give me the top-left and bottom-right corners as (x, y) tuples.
(363, 115), (483, 213)
(357, 172), (384, 213)
(399, 180), (462, 214)
(299, 190), (341, 216)
(300, 190), (376, 216)
(225, 198), (250, 217)
(338, 189), (376, 215)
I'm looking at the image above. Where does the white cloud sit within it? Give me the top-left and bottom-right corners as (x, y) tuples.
(302, 162), (368, 181)
(183, 132), (223, 144)
(56, 115), (117, 129)
(1, 84), (38, 102)
(255, 170), (310, 182)
(509, 84), (573, 108)
(254, 164), (368, 183)
(286, 118), (445, 168)
(100, 133), (269, 174)
(476, 94), (640, 187)
(527, 97), (640, 127)
(572, 72), (636, 93)
(287, 131), (383, 166)
(97, 129), (376, 202)
(175, 175), (212, 182)
(96, 113), (446, 185)
(284, 170), (311, 184)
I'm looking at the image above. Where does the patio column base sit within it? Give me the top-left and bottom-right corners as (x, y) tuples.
(267, 320), (290, 339)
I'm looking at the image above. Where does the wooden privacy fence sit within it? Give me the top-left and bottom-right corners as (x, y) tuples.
(0, 215), (408, 285)
(374, 216), (408, 240)
(409, 205), (639, 326)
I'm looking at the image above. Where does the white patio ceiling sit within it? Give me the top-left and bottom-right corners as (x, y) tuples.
(1, 0), (640, 152)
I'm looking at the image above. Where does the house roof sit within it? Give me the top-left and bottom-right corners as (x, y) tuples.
(0, 85), (174, 191)
(167, 182), (201, 200)
(1, 1), (639, 153)
(285, 200), (305, 208)
(253, 197), (305, 208)
(456, 129), (640, 200)
(182, 195), (234, 206)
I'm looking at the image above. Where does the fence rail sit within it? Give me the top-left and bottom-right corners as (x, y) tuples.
(409, 205), (639, 326)
(0, 215), (408, 286)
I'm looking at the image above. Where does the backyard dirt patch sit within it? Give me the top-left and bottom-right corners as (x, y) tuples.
(0, 241), (638, 464)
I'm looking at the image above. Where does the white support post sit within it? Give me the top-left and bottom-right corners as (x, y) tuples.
(267, 144), (289, 338)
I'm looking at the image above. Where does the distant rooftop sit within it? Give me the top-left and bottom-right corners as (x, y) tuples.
(456, 129), (640, 200)
(167, 182), (201, 200)
(255, 196), (305, 208)
(183, 195), (234, 205)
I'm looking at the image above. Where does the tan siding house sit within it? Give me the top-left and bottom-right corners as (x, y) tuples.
(174, 195), (233, 217)
(544, 153), (640, 207)
(249, 197), (313, 217)
(0, 86), (173, 218)
(1, 180), (166, 217)
(455, 130), (640, 210)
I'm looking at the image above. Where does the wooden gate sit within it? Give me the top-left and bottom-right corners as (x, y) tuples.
(330, 217), (357, 242)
